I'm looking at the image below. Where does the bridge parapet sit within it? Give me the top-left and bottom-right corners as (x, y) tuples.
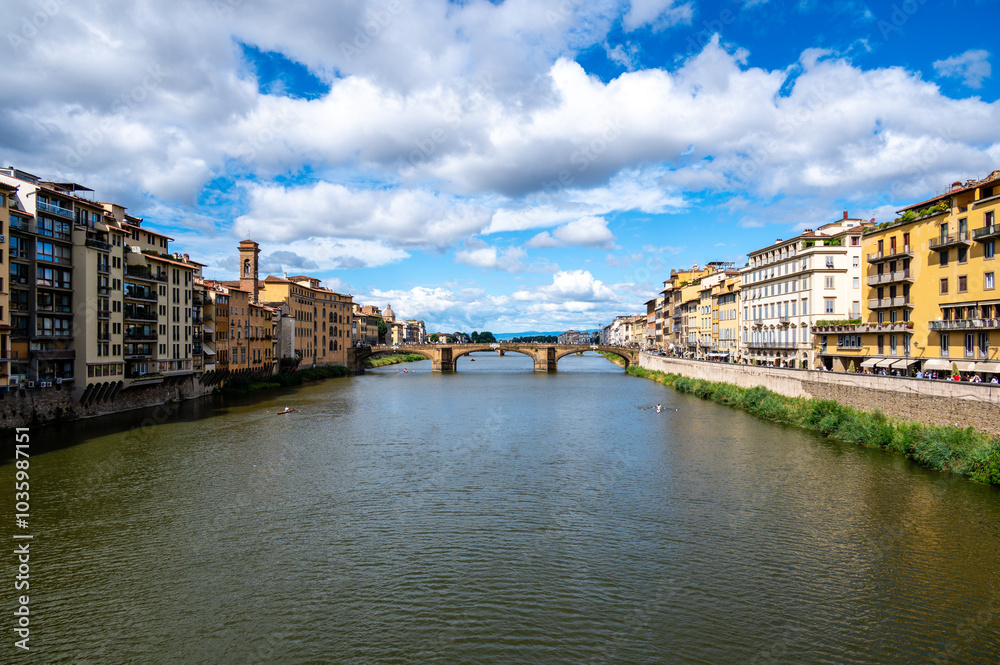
(355, 343), (636, 373)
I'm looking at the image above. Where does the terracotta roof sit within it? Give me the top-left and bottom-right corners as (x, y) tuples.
(143, 254), (197, 269)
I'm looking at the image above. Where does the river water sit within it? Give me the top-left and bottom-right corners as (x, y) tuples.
(6, 351), (1000, 663)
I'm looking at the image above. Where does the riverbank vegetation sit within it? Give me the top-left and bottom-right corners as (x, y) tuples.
(219, 365), (351, 394)
(365, 353), (426, 368)
(626, 366), (1000, 486)
(598, 351), (627, 367)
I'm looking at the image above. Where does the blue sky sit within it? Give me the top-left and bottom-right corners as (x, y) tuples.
(3, 0), (998, 332)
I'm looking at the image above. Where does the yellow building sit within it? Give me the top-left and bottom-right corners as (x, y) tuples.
(662, 266), (714, 355)
(814, 170), (1000, 377)
(713, 275), (741, 361)
(245, 242), (352, 367)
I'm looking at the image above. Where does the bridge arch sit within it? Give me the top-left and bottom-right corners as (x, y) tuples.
(451, 345), (539, 364)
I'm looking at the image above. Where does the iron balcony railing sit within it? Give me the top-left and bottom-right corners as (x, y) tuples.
(929, 232), (972, 249)
(868, 296), (913, 309)
(867, 269), (913, 286)
(867, 245), (913, 263)
(745, 340), (802, 349)
(929, 318), (1000, 331)
(973, 225), (1000, 241)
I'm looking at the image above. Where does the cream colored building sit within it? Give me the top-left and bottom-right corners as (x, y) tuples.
(740, 214), (871, 368)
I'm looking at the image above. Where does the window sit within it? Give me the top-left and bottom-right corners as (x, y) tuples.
(980, 332), (989, 358)
(958, 246), (968, 264)
(853, 256), (859, 267)
(825, 256), (834, 268)
(825, 276), (835, 289)
(987, 241), (996, 259)
(940, 278), (949, 294)
(965, 333), (975, 358)
(825, 298), (835, 314)
(853, 277), (859, 289)
(940, 250), (949, 266)
(987, 273), (995, 290)
(940, 333), (949, 357)
(958, 275), (967, 293)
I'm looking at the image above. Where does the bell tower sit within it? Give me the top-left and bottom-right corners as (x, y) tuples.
(238, 239), (260, 302)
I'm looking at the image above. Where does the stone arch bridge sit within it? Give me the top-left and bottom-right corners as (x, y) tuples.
(353, 343), (639, 373)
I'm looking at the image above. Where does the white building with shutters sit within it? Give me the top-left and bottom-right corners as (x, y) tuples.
(739, 213), (872, 368)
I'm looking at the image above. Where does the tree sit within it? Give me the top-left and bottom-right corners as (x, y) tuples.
(478, 331), (496, 343)
(430, 334), (439, 343)
(471, 331), (479, 343)
(847, 360), (856, 373)
(377, 317), (388, 344)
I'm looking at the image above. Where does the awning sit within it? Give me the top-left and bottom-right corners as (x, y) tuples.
(976, 362), (1000, 373)
(875, 358), (896, 368)
(202, 325), (214, 333)
(890, 358), (919, 369)
(953, 361), (977, 372)
(203, 347), (216, 356)
(922, 359), (952, 371)
(860, 358), (880, 368)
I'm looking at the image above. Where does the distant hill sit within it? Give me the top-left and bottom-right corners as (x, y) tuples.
(494, 330), (599, 340)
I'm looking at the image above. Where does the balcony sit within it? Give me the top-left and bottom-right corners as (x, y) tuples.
(86, 238), (112, 252)
(97, 265), (111, 274)
(929, 318), (1000, 332)
(868, 296), (913, 309)
(125, 266), (167, 282)
(929, 232), (972, 250)
(867, 269), (913, 286)
(34, 330), (73, 338)
(867, 245), (913, 263)
(124, 310), (157, 322)
(36, 200), (74, 218)
(778, 315), (791, 324)
(745, 340), (804, 349)
(97, 332), (110, 341)
(973, 225), (1000, 241)
(814, 322), (912, 334)
(124, 331), (158, 341)
(192, 332), (203, 341)
(97, 309), (111, 319)
(123, 289), (157, 302)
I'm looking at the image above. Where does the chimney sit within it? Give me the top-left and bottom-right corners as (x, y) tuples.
(843, 210), (849, 219)
(183, 253), (189, 261)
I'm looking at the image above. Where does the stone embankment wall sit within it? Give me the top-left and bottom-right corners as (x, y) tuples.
(639, 355), (1000, 437)
(0, 377), (209, 429)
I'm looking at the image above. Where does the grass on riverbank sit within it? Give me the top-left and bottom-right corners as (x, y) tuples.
(626, 365), (1000, 486)
(219, 365), (351, 395)
(598, 351), (627, 367)
(365, 353), (427, 368)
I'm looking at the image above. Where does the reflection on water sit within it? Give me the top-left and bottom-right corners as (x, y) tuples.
(7, 352), (1000, 664)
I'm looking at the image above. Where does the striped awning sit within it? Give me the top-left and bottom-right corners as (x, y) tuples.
(860, 358), (880, 368)
(922, 359), (952, 371)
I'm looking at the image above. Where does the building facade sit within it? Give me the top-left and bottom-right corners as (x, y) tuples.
(741, 215), (870, 368)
